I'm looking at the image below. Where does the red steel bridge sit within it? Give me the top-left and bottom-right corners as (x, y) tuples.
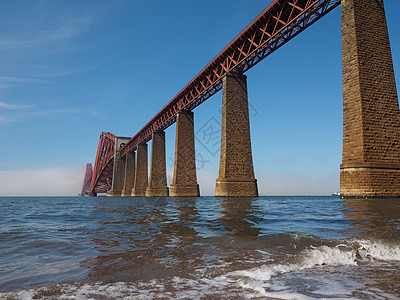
(82, 0), (341, 196)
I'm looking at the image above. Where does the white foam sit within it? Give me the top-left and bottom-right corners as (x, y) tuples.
(1, 239), (399, 300)
(301, 244), (358, 267)
(358, 240), (400, 261)
(226, 239), (400, 298)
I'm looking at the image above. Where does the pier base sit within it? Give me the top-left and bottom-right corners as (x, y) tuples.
(340, 164), (400, 198)
(85, 191), (97, 197)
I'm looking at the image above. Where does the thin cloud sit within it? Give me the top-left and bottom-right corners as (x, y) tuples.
(0, 102), (31, 109)
(0, 76), (49, 91)
(0, 103), (103, 126)
(0, 115), (16, 125)
(0, 76), (47, 84)
(0, 16), (92, 51)
(19, 108), (83, 118)
(32, 63), (104, 78)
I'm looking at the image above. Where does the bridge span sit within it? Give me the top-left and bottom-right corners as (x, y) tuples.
(81, 0), (400, 198)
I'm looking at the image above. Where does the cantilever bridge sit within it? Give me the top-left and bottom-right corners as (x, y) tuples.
(81, 0), (400, 198)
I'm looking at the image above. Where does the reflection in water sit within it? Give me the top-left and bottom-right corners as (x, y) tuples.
(341, 198), (400, 240)
(217, 197), (262, 236)
(80, 197), (265, 284)
(81, 197), (209, 282)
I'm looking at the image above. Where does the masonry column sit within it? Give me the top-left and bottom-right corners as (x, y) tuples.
(169, 110), (200, 197)
(108, 137), (130, 197)
(146, 131), (169, 197)
(131, 143), (148, 196)
(121, 150), (135, 196)
(341, 0), (400, 197)
(215, 72), (258, 197)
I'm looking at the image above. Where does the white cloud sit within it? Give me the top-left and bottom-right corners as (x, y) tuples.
(0, 16), (92, 50)
(0, 76), (47, 85)
(0, 166), (85, 196)
(0, 101), (31, 109)
(0, 103), (95, 126)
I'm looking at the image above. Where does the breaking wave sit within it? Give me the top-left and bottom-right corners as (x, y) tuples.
(2, 238), (400, 299)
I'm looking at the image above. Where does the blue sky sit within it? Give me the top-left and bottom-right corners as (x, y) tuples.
(0, 0), (399, 196)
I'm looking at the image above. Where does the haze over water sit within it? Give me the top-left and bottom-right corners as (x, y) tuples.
(0, 196), (399, 299)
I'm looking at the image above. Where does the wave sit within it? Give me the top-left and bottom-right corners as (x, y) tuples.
(228, 238), (400, 299)
(1, 238), (399, 299)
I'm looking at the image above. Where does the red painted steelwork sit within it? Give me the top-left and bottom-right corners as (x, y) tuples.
(120, 0), (341, 157)
(89, 132), (116, 193)
(80, 163), (93, 196)
(87, 0), (341, 193)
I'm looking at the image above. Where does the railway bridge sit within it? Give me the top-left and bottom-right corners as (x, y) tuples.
(81, 0), (400, 198)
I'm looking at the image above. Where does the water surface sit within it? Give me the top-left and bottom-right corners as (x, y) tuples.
(0, 196), (399, 299)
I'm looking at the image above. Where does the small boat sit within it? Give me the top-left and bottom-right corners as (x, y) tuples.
(332, 192), (340, 196)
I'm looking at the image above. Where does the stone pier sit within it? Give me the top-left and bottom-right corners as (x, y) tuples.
(107, 137), (130, 197)
(121, 150), (135, 196)
(215, 72), (258, 197)
(146, 131), (169, 197)
(340, 0), (400, 197)
(131, 143), (148, 197)
(169, 110), (200, 197)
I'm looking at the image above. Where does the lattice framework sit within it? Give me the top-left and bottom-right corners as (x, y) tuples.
(88, 0), (341, 193)
(120, 0), (341, 157)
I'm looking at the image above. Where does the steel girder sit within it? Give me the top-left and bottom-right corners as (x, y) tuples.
(120, 0), (341, 157)
(80, 163), (93, 196)
(89, 132), (116, 193)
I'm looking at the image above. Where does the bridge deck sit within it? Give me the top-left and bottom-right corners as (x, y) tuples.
(120, 0), (341, 157)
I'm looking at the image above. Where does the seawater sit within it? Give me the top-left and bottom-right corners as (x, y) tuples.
(0, 196), (399, 299)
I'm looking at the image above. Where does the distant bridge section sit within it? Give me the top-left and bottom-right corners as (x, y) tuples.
(80, 163), (93, 196)
(89, 132), (116, 195)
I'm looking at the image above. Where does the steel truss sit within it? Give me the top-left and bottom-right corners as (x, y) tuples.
(120, 0), (341, 157)
(88, 0), (341, 192)
(80, 163), (93, 196)
(90, 132), (116, 193)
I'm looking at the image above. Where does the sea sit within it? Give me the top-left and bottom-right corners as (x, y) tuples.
(0, 196), (399, 299)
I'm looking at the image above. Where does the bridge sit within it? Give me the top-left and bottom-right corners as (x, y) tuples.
(81, 0), (400, 198)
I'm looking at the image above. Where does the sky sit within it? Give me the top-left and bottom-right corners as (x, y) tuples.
(0, 0), (399, 196)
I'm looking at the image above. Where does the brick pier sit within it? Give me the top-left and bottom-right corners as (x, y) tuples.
(146, 131), (169, 197)
(107, 137), (130, 197)
(340, 0), (400, 197)
(169, 110), (200, 197)
(121, 150), (135, 196)
(215, 73), (258, 197)
(131, 143), (148, 196)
